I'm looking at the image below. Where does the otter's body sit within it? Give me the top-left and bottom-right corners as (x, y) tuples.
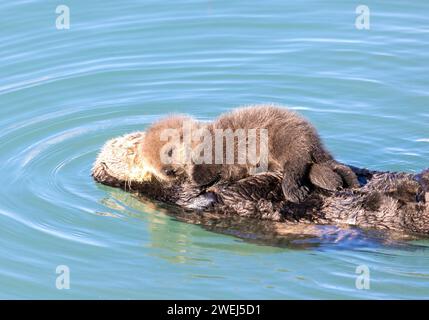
(92, 132), (429, 236)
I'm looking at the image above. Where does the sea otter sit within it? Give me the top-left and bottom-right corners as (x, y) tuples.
(92, 120), (429, 237)
(188, 105), (359, 202)
(125, 105), (359, 203)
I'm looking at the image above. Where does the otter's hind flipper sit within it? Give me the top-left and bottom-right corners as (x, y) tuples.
(309, 163), (343, 191)
(281, 161), (310, 203)
(326, 161), (360, 188)
(309, 161), (360, 191)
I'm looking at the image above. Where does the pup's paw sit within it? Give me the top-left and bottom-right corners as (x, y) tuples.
(191, 164), (221, 187)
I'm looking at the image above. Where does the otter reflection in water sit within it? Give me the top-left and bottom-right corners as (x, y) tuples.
(92, 105), (429, 237)
(98, 187), (411, 250)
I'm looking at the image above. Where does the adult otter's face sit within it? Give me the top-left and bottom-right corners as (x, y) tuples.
(92, 132), (169, 187)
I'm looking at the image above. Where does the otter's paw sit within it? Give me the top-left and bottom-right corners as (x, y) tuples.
(309, 163), (343, 191)
(185, 192), (218, 211)
(281, 178), (310, 203)
(191, 164), (220, 187)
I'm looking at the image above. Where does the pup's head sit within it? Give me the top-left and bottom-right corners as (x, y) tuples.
(139, 115), (199, 181)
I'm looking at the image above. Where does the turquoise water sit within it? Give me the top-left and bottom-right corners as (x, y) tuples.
(1, 0), (429, 299)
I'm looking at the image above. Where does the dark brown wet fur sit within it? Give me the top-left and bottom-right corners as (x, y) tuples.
(93, 141), (429, 237)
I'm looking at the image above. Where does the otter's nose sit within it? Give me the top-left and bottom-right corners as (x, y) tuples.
(92, 162), (108, 182)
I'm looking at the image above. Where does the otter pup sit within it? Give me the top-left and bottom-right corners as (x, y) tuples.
(189, 105), (359, 203)
(129, 105), (359, 202)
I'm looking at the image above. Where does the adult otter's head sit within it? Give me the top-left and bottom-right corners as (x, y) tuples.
(92, 128), (209, 206)
(92, 132), (160, 188)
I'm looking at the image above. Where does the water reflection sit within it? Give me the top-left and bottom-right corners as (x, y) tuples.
(98, 185), (421, 255)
